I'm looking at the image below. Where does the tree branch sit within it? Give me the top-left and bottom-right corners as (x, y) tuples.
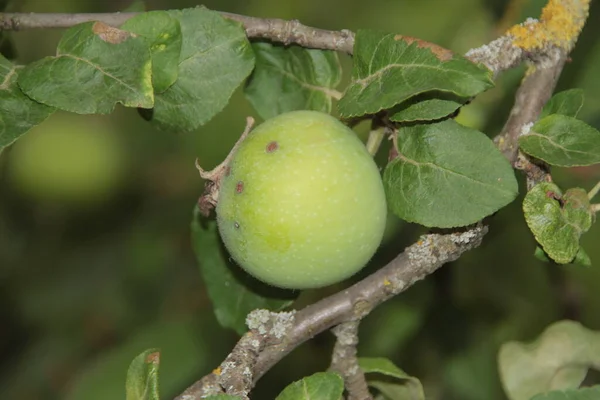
(493, 0), (590, 187)
(330, 320), (372, 400)
(0, 9), (356, 54)
(176, 224), (488, 399)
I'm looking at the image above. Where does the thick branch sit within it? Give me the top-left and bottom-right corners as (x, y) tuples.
(0, 10), (355, 54)
(177, 225), (487, 399)
(330, 321), (372, 400)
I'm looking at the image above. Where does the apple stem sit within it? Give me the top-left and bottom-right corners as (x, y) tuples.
(588, 179), (600, 201)
(195, 116), (255, 215)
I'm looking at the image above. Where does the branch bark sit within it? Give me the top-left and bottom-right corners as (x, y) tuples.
(175, 225), (488, 399)
(0, 10), (356, 54)
(330, 321), (372, 400)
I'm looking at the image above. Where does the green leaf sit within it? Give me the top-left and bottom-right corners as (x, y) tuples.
(519, 114), (600, 167)
(530, 386), (600, 400)
(389, 98), (463, 123)
(499, 320), (600, 400)
(384, 119), (518, 228)
(244, 42), (341, 120)
(534, 246), (591, 267)
(523, 183), (593, 264)
(148, 7), (255, 131)
(275, 372), (344, 400)
(338, 30), (493, 118)
(540, 89), (584, 119)
(191, 209), (296, 335)
(18, 21), (153, 114)
(125, 349), (160, 400)
(573, 247), (592, 267)
(121, 11), (182, 93)
(66, 317), (215, 400)
(0, 56), (54, 149)
(359, 357), (425, 400)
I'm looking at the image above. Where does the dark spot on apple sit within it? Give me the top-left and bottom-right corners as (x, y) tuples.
(225, 166), (231, 177)
(236, 181), (244, 194)
(266, 141), (279, 153)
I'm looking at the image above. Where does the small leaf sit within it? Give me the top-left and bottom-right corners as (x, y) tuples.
(18, 21), (153, 114)
(534, 246), (551, 263)
(0, 55), (54, 149)
(275, 372), (344, 400)
(126, 349), (160, 400)
(359, 357), (425, 400)
(384, 119), (518, 228)
(519, 114), (600, 167)
(121, 11), (182, 93)
(149, 7), (255, 131)
(191, 209), (296, 335)
(573, 247), (592, 267)
(244, 42), (342, 120)
(523, 183), (593, 264)
(540, 89), (584, 119)
(389, 98), (463, 123)
(499, 320), (600, 400)
(338, 30), (493, 118)
(530, 386), (600, 400)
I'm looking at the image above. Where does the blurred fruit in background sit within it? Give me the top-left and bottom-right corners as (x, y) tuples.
(7, 112), (127, 207)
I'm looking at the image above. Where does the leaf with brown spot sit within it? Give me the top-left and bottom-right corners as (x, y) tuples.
(92, 22), (133, 44)
(126, 348), (160, 400)
(338, 29), (494, 118)
(17, 21), (153, 114)
(395, 35), (454, 61)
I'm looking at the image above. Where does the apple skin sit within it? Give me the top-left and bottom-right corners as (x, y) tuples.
(216, 110), (387, 289)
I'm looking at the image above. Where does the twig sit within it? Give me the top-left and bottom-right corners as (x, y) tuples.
(0, 10), (356, 54)
(588, 180), (600, 201)
(330, 321), (372, 400)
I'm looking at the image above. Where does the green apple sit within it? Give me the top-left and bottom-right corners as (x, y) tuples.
(216, 110), (387, 289)
(7, 113), (126, 206)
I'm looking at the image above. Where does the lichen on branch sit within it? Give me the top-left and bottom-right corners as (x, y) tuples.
(507, 0), (590, 51)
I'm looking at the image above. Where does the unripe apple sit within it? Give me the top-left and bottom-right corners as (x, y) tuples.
(215, 110), (387, 289)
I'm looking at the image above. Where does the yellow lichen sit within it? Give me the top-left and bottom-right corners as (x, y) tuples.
(506, 0), (590, 50)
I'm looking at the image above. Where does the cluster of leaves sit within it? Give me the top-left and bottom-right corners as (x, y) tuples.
(519, 89), (600, 266)
(2, 4), (599, 399)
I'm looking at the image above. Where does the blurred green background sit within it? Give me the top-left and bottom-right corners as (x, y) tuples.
(1, 0), (599, 399)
